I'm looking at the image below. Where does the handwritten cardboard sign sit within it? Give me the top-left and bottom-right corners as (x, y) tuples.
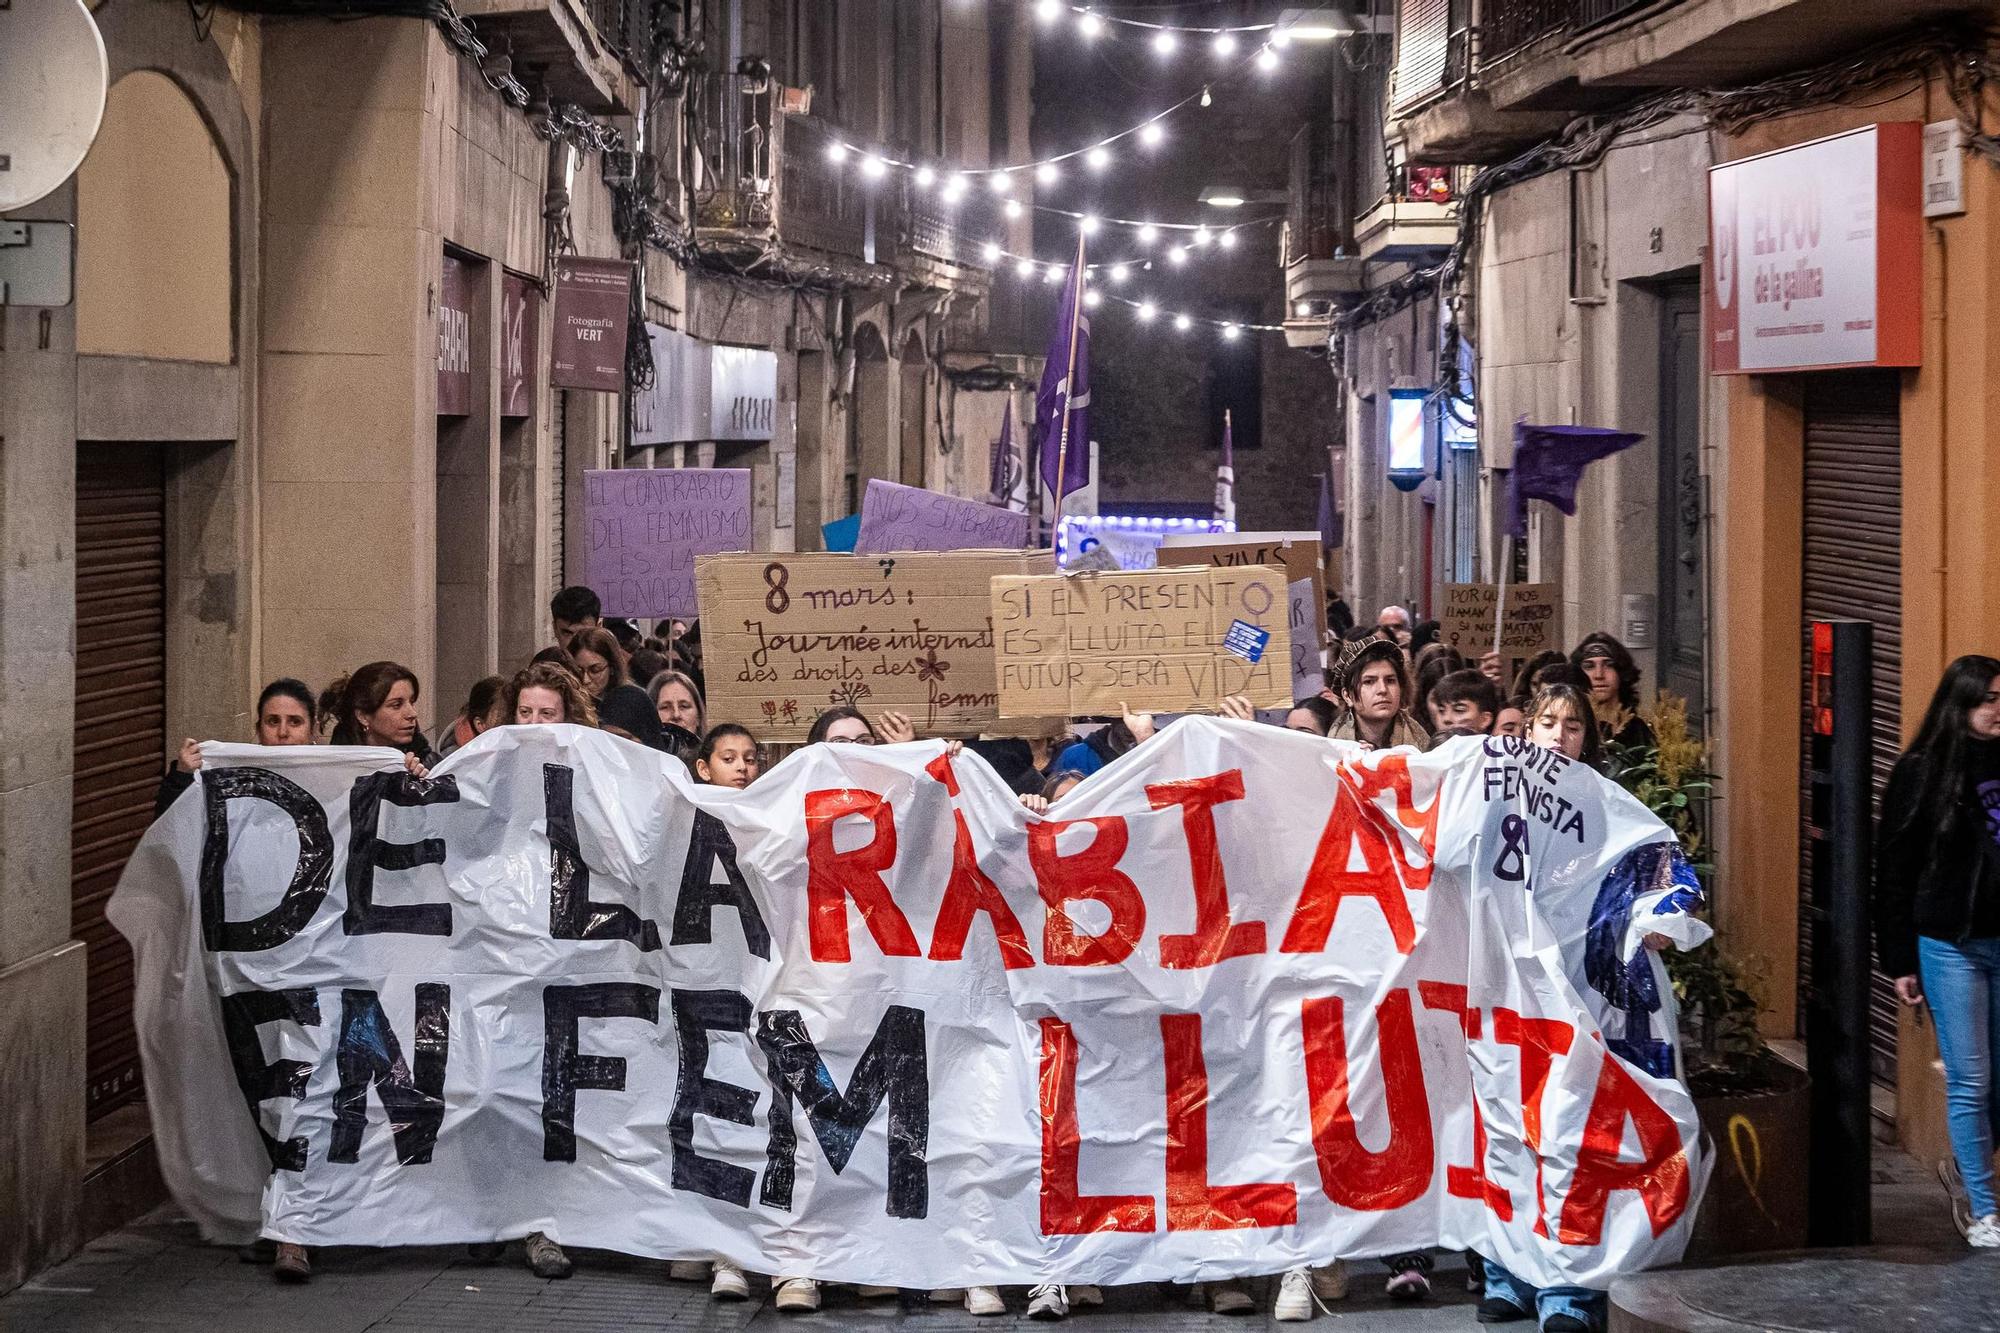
(581, 468), (752, 620)
(853, 479), (1032, 555)
(1158, 532), (1327, 703)
(991, 566), (1292, 717)
(1438, 582), (1561, 684)
(697, 550), (1054, 742)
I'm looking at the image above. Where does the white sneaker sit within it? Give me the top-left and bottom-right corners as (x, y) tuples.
(774, 1276), (820, 1312)
(1028, 1283), (1070, 1320)
(1311, 1261), (1349, 1301)
(1274, 1269), (1316, 1322)
(668, 1259), (711, 1281)
(710, 1261), (749, 1301)
(1969, 1214), (2000, 1248)
(965, 1285), (1007, 1316)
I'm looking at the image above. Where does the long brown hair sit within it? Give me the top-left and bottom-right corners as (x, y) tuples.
(1526, 682), (1604, 768)
(320, 662), (420, 745)
(499, 662), (599, 728)
(564, 627), (627, 691)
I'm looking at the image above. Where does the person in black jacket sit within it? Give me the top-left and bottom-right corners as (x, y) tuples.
(152, 678), (319, 819)
(1875, 654), (2000, 1248)
(566, 626), (666, 751)
(1571, 631), (1655, 750)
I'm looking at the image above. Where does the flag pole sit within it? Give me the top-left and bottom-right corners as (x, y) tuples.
(1494, 530), (1514, 660)
(1049, 230), (1088, 548)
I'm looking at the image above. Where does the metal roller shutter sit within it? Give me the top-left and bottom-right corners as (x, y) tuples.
(1391, 0), (1451, 114)
(72, 445), (167, 1119)
(1797, 371), (1902, 1087)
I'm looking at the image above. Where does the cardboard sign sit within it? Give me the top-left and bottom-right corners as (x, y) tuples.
(551, 257), (631, 392)
(1158, 532), (1327, 704)
(854, 479), (1032, 555)
(581, 468), (752, 620)
(991, 566), (1292, 717)
(1438, 582), (1560, 684)
(697, 550), (1054, 741)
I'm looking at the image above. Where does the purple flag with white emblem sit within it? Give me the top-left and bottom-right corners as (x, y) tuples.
(990, 397), (1024, 512)
(1033, 240), (1090, 501)
(1505, 422), (1642, 537)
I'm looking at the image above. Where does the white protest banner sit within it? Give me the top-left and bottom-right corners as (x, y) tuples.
(581, 468), (752, 620)
(113, 723), (1710, 1290)
(854, 479), (1033, 555)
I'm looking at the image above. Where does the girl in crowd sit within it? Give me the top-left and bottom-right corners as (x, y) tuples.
(1286, 696), (1340, 736)
(320, 662), (436, 770)
(1412, 645), (1469, 734)
(1327, 640), (1431, 751)
(694, 723), (760, 789)
(803, 705), (918, 746)
(1509, 650), (1568, 704)
(437, 675), (503, 757)
(566, 627), (664, 748)
(155, 678), (321, 819)
(501, 662), (597, 727)
(1876, 655), (2000, 1248)
(1524, 682), (1605, 769)
(1570, 632), (1654, 749)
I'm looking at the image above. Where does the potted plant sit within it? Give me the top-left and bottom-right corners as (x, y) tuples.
(1612, 695), (1811, 1259)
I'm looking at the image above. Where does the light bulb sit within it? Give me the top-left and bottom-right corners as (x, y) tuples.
(1295, 300), (1313, 317)
(1016, 258), (1036, 279)
(988, 172), (1012, 194)
(1272, 26), (1293, 48)
(1213, 33), (1237, 56)
(1083, 290), (1101, 308)
(1086, 146), (1111, 172)
(1218, 229), (1238, 249)
(983, 241), (1002, 263)
(1036, 162), (1059, 186)
(1077, 10), (1101, 37)
(1108, 263), (1128, 283)
(1045, 264), (1065, 284)
(862, 154), (887, 179)
(1140, 122), (1164, 148)
(1137, 223), (1158, 245)
(1174, 313), (1192, 331)
(1034, 0), (1062, 22)
(1256, 45), (1279, 71)
(827, 142), (849, 163)
(1138, 301), (1158, 321)
(943, 173), (969, 202)
(1194, 226), (1212, 247)
(1200, 87), (1213, 107)
(1080, 215), (1100, 235)
(1004, 199), (1024, 219)
(914, 165), (936, 188)
(1222, 323), (1241, 340)
(1152, 30), (1177, 56)
(1169, 245), (1189, 265)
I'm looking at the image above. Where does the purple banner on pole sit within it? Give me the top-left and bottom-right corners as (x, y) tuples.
(581, 468), (752, 619)
(853, 479), (1033, 555)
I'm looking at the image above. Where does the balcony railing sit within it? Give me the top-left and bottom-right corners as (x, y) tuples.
(1572, 0), (1678, 33)
(1480, 0), (1571, 61)
(1283, 122), (1345, 266)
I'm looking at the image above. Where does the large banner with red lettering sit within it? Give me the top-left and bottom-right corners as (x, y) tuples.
(111, 720), (1711, 1290)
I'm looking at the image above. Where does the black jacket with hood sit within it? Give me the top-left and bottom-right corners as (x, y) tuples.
(1873, 739), (2000, 978)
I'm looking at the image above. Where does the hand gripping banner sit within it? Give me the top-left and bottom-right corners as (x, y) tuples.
(110, 720), (1712, 1290)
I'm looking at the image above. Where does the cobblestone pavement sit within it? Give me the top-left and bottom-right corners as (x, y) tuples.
(3, 1212), (1484, 1333)
(0, 1148), (1966, 1332)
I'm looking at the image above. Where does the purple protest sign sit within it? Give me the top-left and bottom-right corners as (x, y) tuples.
(581, 468), (752, 620)
(852, 478), (1033, 555)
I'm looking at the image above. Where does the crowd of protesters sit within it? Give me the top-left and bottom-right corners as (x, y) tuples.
(161, 576), (1947, 1333)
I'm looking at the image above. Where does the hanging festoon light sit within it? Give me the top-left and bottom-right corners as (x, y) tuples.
(1086, 145), (1111, 172)
(1140, 122), (1165, 149)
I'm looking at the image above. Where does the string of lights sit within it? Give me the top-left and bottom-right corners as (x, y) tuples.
(979, 240), (1281, 337)
(1031, 0), (1355, 44)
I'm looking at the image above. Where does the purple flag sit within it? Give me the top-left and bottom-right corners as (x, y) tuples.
(989, 397), (1022, 510)
(1213, 408), (1235, 524)
(1034, 246), (1090, 500)
(1505, 422), (1642, 538)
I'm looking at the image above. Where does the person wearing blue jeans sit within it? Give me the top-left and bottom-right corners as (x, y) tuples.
(1875, 654), (2000, 1249)
(1476, 1259), (1604, 1332)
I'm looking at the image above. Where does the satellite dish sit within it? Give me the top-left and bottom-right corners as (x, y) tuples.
(0, 0), (110, 212)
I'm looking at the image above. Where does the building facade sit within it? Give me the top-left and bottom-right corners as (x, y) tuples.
(1288, 0), (2000, 1165)
(0, 0), (1029, 1288)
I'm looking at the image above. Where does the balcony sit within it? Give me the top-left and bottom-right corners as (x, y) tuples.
(1281, 123), (1364, 345)
(1570, 0), (1983, 89)
(695, 95), (997, 294)
(455, 0), (643, 113)
(1354, 167), (1466, 264)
